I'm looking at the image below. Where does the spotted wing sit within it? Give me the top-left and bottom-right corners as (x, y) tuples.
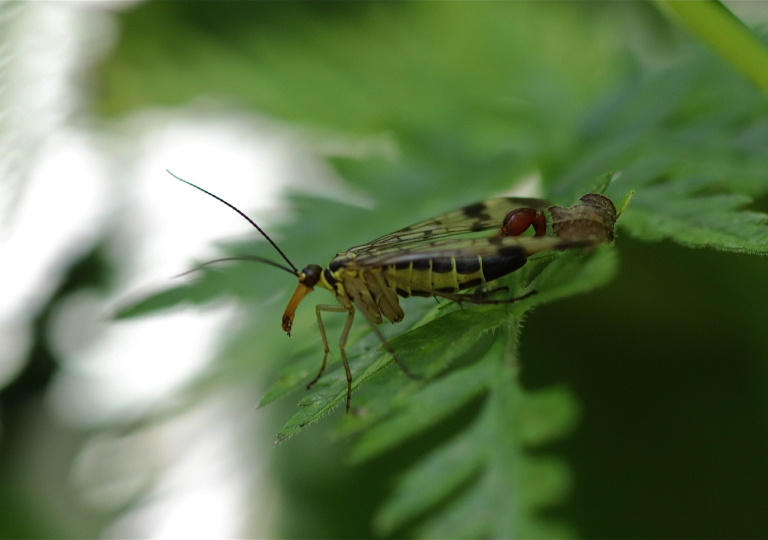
(348, 197), (549, 254)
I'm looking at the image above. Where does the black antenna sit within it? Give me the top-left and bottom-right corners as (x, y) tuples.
(167, 170), (299, 275)
(174, 256), (298, 279)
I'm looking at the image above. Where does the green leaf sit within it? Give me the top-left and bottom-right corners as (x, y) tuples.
(349, 354), (497, 463)
(256, 347), (325, 409)
(620, 177), (768, 253)
(534, 245), (618, 300)
(358, 245), (613, 536)
(518, 386), (580, 446)
(377, 336), (576, 538)
(386, 304), (513, 379)
(274, 305), (509, 444)
(416, 470), (498, 539)
(373, 422), (487, 535)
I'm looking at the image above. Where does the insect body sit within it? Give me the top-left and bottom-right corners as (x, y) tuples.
(169, 171), (591, 412)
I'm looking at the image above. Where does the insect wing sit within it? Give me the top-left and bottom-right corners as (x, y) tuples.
(345, 235), (582, 269)
(348, 197), (550, 254)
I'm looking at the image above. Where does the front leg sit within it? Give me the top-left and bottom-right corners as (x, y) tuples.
(308, 304), (351, 391)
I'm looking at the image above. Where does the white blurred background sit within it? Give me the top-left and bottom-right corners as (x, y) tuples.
(0, 2), (311, 536)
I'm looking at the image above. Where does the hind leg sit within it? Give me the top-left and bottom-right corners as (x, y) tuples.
(336, 306), (356, 412)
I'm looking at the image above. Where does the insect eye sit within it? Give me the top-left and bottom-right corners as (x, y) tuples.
(301, 264), (322, 288)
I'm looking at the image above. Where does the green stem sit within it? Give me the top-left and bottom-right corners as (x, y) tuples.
(657, 0), (768, 97)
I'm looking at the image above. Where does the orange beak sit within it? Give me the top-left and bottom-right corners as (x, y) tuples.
(281, 283), (313, 336)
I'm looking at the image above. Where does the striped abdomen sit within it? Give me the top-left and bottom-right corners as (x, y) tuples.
(387, 247), (527, 298)
(321, 247), (529, 326)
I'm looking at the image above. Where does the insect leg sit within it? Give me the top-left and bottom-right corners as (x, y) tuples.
(352, 299), (422, 382)
(470, 285), (509, 301)
(432, 288), (537, 305)
(309, 304), (349, 391)
(337, 305), (356, 412)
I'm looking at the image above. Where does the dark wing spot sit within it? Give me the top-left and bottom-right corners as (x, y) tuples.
(471, 222), (485, 231)
(463, 202), (487, 217)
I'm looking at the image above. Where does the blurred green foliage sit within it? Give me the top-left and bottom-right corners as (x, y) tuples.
(88, 1), (768, 538)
